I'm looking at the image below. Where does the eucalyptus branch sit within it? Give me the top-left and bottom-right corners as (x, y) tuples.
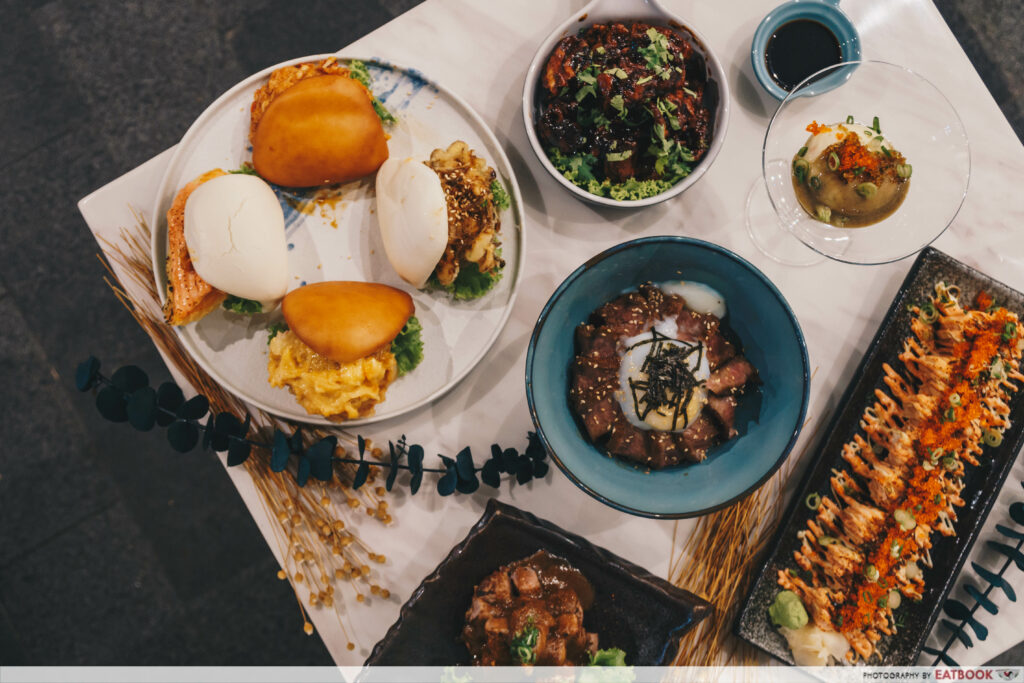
(76, 356), (549, 495)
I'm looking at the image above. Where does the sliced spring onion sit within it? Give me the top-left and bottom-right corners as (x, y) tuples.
(920, 302), (938, 324)
(941, 455), (957, 471)
(934, 493), (943, 505)
(863, 564), (879, 581)
(990, 358), (1005, 380)
(828, 151), (840, 171)
(793, 158), (810, 183)
(872, 116), (881, 133)
(805, 492), (821, 510)
(873, 135), (884, 142)
(815, 205), (832, 223)
(887, 590), (902, 609)
(894, 509), (917, 531)
(818, 535), (838, 546)
(853, 165), (865, 176)
(983, 429), (1004, 447)
(798, 146), (808, 157)
(922, 460), (935, 471)
(1002, 322), (1017, 342)
(881, 146), (893, 158)
(890, 540), (903, 558)
(914, 504), (923, 512)
(846, 114), (854, 124)
(855, 182), (878, 198)
(809, 175), (822, 190)
(944, 407), (956, 422)
(897, 163), (913, 179)
(949, 393), (962, 406)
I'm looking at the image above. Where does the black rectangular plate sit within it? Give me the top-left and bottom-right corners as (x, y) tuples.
(366, 499), (711, 665)
(735, 247), (1024, 666)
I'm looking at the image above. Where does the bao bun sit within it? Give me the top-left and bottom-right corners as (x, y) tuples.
(251, 75), (389, 187)
(282, 281), (414, 363)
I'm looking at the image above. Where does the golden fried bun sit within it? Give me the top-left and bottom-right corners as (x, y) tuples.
(282, 281), (414, 364)
(251, 75), (389, 187)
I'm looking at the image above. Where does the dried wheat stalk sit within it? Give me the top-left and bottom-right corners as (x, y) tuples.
(671, 408), (819, 667)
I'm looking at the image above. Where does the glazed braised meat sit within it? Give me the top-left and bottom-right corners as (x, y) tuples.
(570, 283), (758, 469)
(425, 141), (504, 286)
(537, 22), (713, 186)
(462, 551), (599, 666)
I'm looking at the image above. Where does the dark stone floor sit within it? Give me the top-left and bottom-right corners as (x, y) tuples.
(0, 0), (1021, 666)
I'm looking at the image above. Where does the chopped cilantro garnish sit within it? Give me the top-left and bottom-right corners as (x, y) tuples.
(266, 321), (288, 345)
(392, 316), (423, 376)
(223, 296), (263, 315)
(639, 27), (673, 72)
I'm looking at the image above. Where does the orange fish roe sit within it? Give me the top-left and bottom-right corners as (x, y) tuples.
(806, 120), (831, 135)
(838, 310), (1014, 634)
(836, 133), (881, 176)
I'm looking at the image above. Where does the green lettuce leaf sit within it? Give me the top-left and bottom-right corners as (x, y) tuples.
(428, 259), (503, 301)
(392, 317), (424, 376)
(223, 295), (262, 315)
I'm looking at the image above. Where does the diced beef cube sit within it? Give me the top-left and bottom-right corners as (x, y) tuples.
(576, 323), (618, 360)
(478, 570), (511, 602)
(580, 399), (617, 441)
(646, 431), (683, 469)
(705, 331), (736, 370)
(606, 418), (647, 463)
(707, 394), (738, 438)
(705, 356), (756, 395)
(678, 414), (720, 462)
(675, 309), (717, 343)
(511, 566), (542, 597)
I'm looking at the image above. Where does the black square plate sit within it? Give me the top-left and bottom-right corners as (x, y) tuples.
(735, 247), (1024, 665)
(366, 499), (711, 665)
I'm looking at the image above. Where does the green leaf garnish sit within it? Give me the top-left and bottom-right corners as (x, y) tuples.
(266, 322), (288, 345)
(223, 296), (263, 315)
(427, 257), (503, 301)
(229, 163), (258, 176)
(346, 59), (395, 124)
(392, 317), (424, 377)
(588, 648), (628, 666)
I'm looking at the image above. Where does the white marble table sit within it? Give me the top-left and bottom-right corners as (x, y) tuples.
(78, 0), (1024, 667)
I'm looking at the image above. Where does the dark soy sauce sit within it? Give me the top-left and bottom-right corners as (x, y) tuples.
(765, 19), (842, 91)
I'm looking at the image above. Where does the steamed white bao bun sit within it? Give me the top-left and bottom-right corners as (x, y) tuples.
(183, 173), (289, 307)
(375, 156), (448, 289)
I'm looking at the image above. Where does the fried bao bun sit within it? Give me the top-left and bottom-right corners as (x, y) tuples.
(251, 75), (389, 187)
(282, 281), (414, 363)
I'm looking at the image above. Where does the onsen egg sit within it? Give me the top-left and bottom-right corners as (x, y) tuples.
(616, 318), (711, 432)
(660, 281), (727, 319)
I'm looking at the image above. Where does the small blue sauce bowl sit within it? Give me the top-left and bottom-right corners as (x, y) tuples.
(751, 0), (861, 100)
(525, 237), (810, 518)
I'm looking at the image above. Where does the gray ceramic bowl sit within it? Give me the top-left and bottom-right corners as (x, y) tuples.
(522, 0), (730, 208)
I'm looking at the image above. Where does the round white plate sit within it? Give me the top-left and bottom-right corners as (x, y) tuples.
(151, 54), (524, 425)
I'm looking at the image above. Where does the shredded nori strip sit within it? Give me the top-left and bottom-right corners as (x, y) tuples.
(627, 329), (703, 430)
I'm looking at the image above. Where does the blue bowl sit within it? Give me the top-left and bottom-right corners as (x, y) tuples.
(525, 237), (810, 518)
(750, 0), (861, 101)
